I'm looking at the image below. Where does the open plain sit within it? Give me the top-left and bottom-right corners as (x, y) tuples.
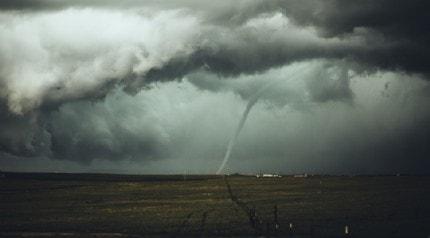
(0, 172), (429, 237)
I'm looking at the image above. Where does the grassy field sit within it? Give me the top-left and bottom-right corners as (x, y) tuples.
(0, 172), (429, 237)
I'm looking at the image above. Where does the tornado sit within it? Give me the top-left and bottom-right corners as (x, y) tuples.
(216, 66), (306, 174)
(215, 93), (260, 175)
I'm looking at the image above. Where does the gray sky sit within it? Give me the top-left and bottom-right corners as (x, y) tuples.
(0, 0), (429, 174)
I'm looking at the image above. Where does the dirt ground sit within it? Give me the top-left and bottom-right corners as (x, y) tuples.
(1, 172), (429, 237)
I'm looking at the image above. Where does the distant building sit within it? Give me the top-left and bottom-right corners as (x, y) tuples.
(256, 173), (282, 178)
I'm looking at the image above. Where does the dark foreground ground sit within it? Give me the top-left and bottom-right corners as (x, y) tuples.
(0, 172), (429, 237)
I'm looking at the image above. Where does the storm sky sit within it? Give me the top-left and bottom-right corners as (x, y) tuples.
(0, 0), (429, 174)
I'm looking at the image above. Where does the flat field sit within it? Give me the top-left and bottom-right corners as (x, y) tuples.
(0, 173), (429, 237)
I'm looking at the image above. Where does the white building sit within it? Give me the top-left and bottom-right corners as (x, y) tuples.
(256, 173), (282, 178)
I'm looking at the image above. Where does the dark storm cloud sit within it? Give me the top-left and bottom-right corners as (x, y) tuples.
(200, 0), (430, 75)
(186, 60), (353, 104)
(127, 0), (430, 90)
(244, 0), (429, 76)
(0, 0), (428, 114)
(47, 98), (167, 163)
(0, 1), (429, 174)
(1, 0), (428, 78)
(0, 101), (50, 157)
(0, 0), (140, 11)
(0, 89), (169, 163)
(1, 66), (429, 174)
(0, 0), (54, 10)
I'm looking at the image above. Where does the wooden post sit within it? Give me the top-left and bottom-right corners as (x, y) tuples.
(274, 205), (279, 235)
(289, 222), (294, 236)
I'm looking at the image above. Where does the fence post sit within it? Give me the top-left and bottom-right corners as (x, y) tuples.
(289, 222), (294, 237)
(344, 225), (350, 237)
(274, 205), (279, 235)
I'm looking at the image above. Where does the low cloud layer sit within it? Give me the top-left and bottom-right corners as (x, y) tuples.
(0, 1), (429, 174)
